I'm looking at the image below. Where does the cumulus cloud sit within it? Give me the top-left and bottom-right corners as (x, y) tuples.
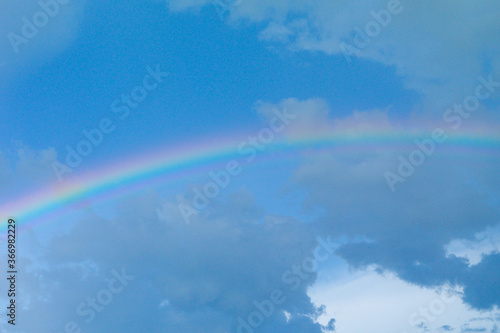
(255, 97), (500, 310)
(7, 189), (330, 332)
(4, 95), (499, 330)
(162, 0), (500, 113)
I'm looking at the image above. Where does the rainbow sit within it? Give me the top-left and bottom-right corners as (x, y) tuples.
(1, 127), (500, 234)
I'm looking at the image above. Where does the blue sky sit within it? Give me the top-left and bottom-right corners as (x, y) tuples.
(1, 0), (500, 332)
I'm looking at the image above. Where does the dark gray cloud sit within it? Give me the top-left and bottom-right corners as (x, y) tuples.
(292, 141), (500, 309)
(10, 189), (328, 332)
(462, 252), (500, 310)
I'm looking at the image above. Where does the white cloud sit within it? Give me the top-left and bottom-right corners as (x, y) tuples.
(446, 225), (500, 266)
(163, 0), (500, 112)
(255, 97), (332, 138)
(311, 264), (497, 333)
(0, 0), (85, 80)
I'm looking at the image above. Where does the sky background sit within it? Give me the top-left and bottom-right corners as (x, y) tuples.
(1, 0), (500, 332)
